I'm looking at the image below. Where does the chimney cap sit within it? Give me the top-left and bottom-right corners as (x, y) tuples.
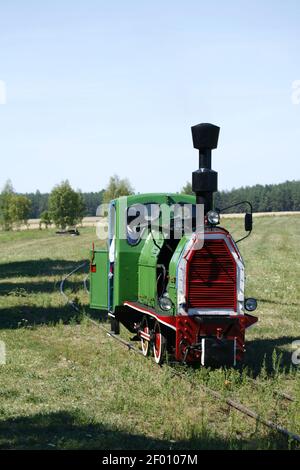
(191, 123), (220, 150)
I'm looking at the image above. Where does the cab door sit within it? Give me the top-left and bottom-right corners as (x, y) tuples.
(90, 249), (109, 310)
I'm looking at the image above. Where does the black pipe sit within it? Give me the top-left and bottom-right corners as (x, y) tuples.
(199, 149), (212, 169)
(195, 192), (214, 213)
(191, 123), (220, 214)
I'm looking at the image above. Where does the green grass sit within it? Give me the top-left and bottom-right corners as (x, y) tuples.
(0, 219), (299, 450)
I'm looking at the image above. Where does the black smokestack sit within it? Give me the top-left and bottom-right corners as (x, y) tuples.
(191, 123), (220, 214)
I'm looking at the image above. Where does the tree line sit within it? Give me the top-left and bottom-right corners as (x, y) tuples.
(0, 175), (134, 231)
(23, 174), (134, 219)
(1, 177), (299, 231)
(25, 190), (105, 219)
(182, 180), (300, 212)
(24, 179), (300, 218)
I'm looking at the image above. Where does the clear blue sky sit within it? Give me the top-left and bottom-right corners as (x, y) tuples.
(0, 0), (299, 194)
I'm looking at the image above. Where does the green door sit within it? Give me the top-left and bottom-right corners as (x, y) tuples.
(90, 249), (109, 310)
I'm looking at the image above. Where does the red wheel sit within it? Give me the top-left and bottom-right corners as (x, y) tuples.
(153, 321), (166, 364)
(140, 316), (150, 357)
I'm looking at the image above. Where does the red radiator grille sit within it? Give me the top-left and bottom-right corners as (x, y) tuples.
(187, 239), (236, 310)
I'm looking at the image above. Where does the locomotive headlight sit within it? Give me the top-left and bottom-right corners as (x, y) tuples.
(244, 298), (257, 312)
(207, 210), (220, 225)
(159, 294), (173, 311)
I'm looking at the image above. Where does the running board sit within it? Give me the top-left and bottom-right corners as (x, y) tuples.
(124, 301), (177, 331)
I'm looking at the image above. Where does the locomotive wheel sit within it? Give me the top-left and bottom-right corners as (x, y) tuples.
(140, 316), (150, 357)
(110, 316), (120, 335)
(153, 321), (166, 365)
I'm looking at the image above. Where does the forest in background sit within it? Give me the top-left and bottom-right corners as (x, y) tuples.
(24, 190), (105, 219)
(214, 180), (300, 212)
(22, 180), (300, 218)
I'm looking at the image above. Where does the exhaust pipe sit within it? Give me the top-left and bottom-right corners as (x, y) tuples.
(191, 123), (220, 214)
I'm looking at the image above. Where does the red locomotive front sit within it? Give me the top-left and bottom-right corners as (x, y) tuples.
(174, 229), (257, 365)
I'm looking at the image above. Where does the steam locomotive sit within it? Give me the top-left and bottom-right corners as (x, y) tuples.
(89, 123), (258, 366)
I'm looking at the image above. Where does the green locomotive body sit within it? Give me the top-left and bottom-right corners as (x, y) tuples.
(89, 123), (258, 366)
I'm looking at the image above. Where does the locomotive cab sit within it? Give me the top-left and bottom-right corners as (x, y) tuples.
(90, 123), (258, 366)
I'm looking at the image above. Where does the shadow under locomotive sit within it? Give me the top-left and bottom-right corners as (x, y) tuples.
(241, 336), (296, 377)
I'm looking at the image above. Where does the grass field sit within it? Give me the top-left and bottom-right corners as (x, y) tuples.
(0, 216), (299, 450)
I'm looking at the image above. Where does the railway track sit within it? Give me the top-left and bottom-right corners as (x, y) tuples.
(60, 262), (300, 446)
